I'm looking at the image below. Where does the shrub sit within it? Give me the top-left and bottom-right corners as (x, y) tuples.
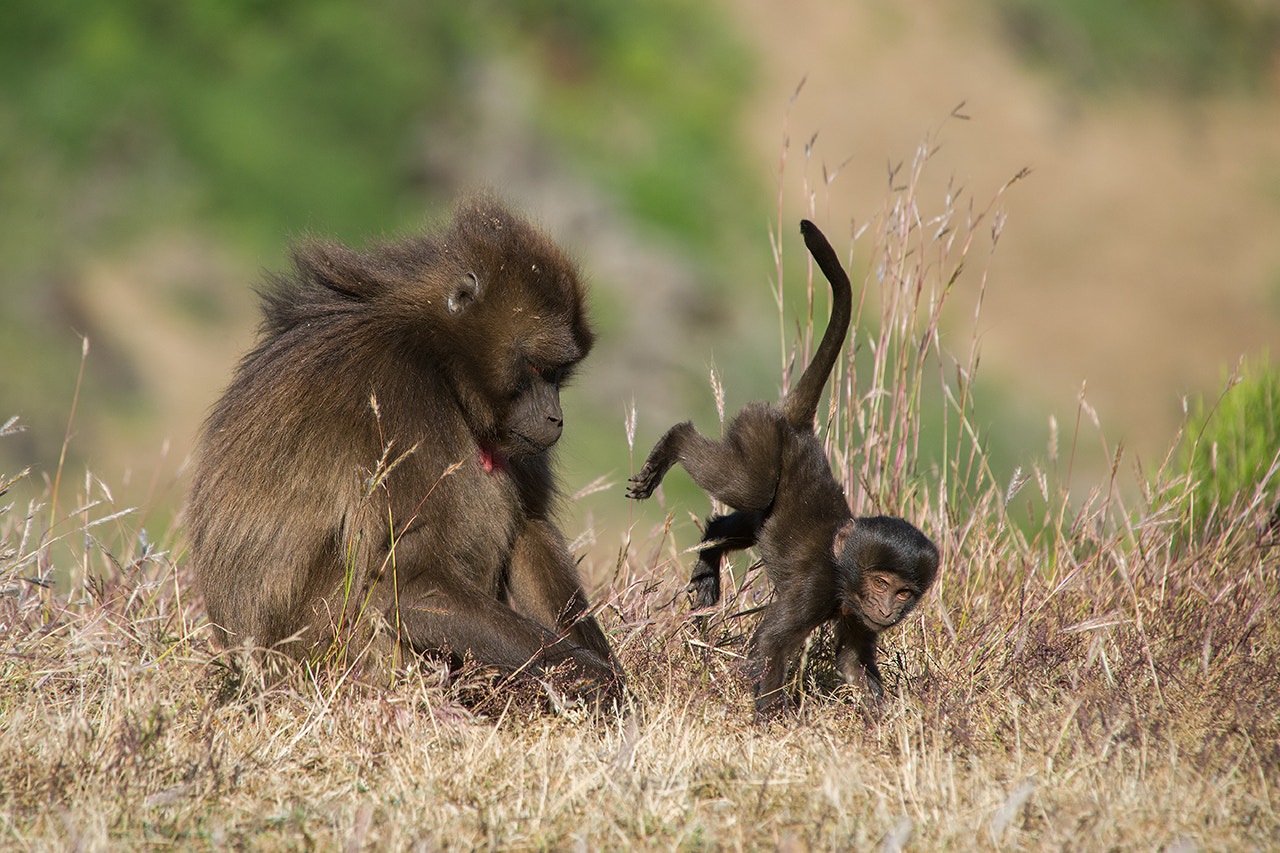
(1180, 354), (1280, 534)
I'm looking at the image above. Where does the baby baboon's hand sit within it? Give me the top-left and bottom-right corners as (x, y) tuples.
(626, 467), (661, 500)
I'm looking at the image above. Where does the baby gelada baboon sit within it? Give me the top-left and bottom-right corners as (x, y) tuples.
(187, 197), (622, 707)
(628, 220), (939, 717)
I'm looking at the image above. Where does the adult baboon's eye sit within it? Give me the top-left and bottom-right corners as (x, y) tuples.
(527, 360), (566, 387)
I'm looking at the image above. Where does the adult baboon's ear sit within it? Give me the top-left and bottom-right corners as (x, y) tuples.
(832, 519), (857, 559)
(448, 271), (481, 315)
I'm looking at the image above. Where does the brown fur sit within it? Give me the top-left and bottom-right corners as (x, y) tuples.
(628, 220), (939, 717)
(187, 197), (621, 705)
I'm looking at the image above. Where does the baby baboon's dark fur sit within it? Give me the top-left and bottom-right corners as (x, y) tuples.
(628, 220), (939, 716)
(187, 197), (621, 705)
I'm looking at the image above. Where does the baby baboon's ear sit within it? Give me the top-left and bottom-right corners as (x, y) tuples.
(832, 519), (857, 559)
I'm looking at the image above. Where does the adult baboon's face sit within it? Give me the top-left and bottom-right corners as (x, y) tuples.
(421, 204), (592, 458)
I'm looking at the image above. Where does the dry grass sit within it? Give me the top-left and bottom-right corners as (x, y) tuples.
(3, 134), (1278, 851)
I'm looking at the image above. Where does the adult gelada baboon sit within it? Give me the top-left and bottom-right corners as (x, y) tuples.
(187, 197), (622, 706)
(628, 220), (939, 717)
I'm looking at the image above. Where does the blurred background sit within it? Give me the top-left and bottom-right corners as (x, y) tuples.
(2, 0), (1278, 552)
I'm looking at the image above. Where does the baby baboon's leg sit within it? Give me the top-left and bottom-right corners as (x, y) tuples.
(689, 510), (762, 609)
(629, 411), (782, 511)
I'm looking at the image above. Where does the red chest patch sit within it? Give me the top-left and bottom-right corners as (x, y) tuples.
(478, 442), (510, 474)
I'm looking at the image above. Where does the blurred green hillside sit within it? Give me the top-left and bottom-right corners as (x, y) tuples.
(0, 1), (765, 515)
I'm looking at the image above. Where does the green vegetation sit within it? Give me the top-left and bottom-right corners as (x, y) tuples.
(0, 1), (752, 246)
(1181, 355), (1280, 533)
(501, 2), (755, 248)
(997, 0), (1280, 93)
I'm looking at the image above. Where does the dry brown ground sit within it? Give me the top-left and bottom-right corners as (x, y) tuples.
(724, 0), (1280, 465)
